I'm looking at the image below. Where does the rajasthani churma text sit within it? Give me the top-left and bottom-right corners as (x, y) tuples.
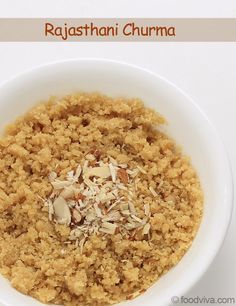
(45, 22), (176, 40)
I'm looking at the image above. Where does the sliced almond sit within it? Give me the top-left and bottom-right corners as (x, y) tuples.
(94, 202), (102, 218)
(98, 191), (116, 203)
(117, 168), (129, 184)
(83, 177), (95, 188)
(125, 223), (136, 230)
(60, 185), (75, 199)
(67, 170), (75, 182)
(84, 165), (111, 179)
(100, 222), (117, 234)
(119, 164), (127, 169)
(67, 200), (77, 208)
(53, 196), (71, 225)
(102, 211), (121, 222)
(45, 155), (153, 250)
(131, 214), (143, 223)
(48, 201), (54, 221)
(142, 223), (151, 235)
(85, 209), (97, 222)
(69, 228), (83, 240)
(48, 171), (57, 182)
(117, 184), (128, 190)
(51, 180), (72, 190)
(72, 209), (82, 223)
(128, 168), (139, 178)
(107, 201), (118, 212)
(108, 156), (118, 165)
(128, 202), (136, 215)
(108, 163), (116, 182)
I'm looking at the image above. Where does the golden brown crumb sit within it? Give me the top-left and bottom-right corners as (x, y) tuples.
(0, 93), (203, 306)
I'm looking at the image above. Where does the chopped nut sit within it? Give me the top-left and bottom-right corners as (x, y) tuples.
(53, 196), (71, 225)
(60, 185), (75, 199)
(119, 164), (127, 169)
(98, 191), (116, 203)
(48, 171), (57, 182)
(108, 163), (116, 182)
(131, 215), (143, 223)
(128, 202), (136, 215)
(117, 168), (129, 184)
(108, 156), (118, 165)
(67, 170), (75, 182)
(125, 223), (137, 230)
(100, 222), (117, 235)
(94, 202), (102, 217)
(72, 209), (82, 223)
(51, 180), (73, 190)
(102, 211), (121, 222)
(44, 156), (152, 249)
(142, 223), (151, 235)
(84, 165), (111, 179)
(85, 210), (97, 222)
(69, 228), (83, 240)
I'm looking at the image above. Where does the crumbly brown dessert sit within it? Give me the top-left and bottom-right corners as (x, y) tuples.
(0, 93), (203, 306)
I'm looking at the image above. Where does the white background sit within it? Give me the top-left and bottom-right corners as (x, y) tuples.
(0, 1), (236, 305)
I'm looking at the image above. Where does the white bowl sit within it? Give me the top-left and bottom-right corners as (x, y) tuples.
(0, 59), (233, 306)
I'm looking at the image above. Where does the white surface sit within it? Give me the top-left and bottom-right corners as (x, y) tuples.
(0, 59), (232, 306)
(0, 0), (236, 305)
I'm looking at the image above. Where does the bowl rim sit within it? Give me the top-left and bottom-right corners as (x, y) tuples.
(0, 58), (233, 306)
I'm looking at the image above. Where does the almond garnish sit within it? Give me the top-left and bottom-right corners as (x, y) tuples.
(72, 209), (82, 223)
(128, 202), (136, 215)
(100, 222), (117, 235)
(53, 196), (71, 225)
(117, 168), (129, 184)
(51, 180), (73, 190)
(43, 155), (152, 252)
(142, 223), (151, 235)
(108, 163), (116, 182)
(60, 185), (75, 199)
(84, 165), (111, 179)
(48, 171), (57, 182)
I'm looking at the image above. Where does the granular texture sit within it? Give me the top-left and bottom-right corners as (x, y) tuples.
(0, 93), (203, 305)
